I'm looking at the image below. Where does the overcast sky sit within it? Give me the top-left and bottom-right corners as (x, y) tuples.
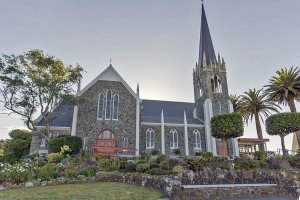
(0, 0), (300, 151)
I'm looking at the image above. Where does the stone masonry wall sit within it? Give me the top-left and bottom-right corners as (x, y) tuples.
(76, 80), (136, 151)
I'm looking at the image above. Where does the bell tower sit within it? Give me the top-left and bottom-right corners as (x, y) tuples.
(193, 3), (239, 156)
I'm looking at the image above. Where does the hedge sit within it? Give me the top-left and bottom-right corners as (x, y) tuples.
(48, 136), (82, 154)
(211, 113), (244, 139)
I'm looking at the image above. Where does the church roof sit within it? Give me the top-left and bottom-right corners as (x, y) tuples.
(36, 104), (74, 127)
(198, 4), (216, 66)
(141, 99), (203, 125)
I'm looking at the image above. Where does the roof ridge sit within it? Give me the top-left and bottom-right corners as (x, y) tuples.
(142, 99), (195, 104)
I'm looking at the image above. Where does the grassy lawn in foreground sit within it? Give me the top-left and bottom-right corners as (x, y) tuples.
(0, 182), (163, 200)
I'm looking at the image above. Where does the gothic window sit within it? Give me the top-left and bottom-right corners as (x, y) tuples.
(193, 130), (201, 150)
(217, 100), (222, 114)
(97, 93), (104, 119)
(123, 137), (128, 148)
(40, 138), (46, 148)
(146, 128), (155, 149)
(198, 81), (203, 97)
(170, 129), (178, 149)
(211, 74), (222, 93)
(112, 94), (119, 120)
(105, 90), (112, 120)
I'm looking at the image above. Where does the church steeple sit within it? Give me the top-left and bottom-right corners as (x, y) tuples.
(198, 4), (216, 66)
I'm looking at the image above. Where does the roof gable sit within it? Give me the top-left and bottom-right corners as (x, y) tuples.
(78, 65), (138, 99)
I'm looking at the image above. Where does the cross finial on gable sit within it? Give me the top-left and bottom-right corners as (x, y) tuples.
(109, 58), (112, 66)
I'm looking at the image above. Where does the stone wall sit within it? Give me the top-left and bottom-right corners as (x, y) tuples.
(76, 80), (137, 151)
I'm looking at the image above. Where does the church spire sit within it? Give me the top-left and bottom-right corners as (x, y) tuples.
(198, 3), (216, 66)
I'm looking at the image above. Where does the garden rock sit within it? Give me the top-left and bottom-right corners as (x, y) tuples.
(25, 182), (33, 188)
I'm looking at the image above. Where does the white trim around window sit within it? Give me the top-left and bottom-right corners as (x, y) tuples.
(193, 129), (202, 151)
(170, 129), (178, 149)
(97, 93), (104, 120)
(146, 128), (155, 149)
(112, 94), (119, 120)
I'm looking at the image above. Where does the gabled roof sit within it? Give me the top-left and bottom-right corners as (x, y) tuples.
(198, 4), (216, 66)
(78, 65), (138, 100)
(36, 104), (74, 127)
(141, 99), (203, 125)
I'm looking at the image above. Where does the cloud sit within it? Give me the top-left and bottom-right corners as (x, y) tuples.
(0, 126), (28, 139)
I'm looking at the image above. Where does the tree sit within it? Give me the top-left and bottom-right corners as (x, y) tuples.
(0, 50), (83, 140)
(241, 88), (280, 151)
(229, 94), (245, 114)
(211, 113), (244, 154)
(1, 129), (32, 163)
(264, 66), (300, 151)
(266, 112), (300, 155)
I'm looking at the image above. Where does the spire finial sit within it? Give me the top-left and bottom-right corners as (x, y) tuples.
(109, 58), (112, 66)
(201, 0), (204, 5)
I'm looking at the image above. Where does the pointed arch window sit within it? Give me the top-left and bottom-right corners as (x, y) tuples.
(105, 90), (112, 120)
(146, 128), (155, 149)
(123, 137), (128, 148)
(170, 129), (178, 149)
(199, 81), (203, 97)
(97, 93), (104, 119)
(211, 74), (222, 93)
(112, 94), (119, 120)
(193, 130), (201, 150)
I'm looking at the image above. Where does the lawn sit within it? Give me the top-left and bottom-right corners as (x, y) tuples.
(0, 182), (164, 200)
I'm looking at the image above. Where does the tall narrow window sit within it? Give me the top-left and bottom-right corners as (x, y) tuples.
(217, 100), (222, 114)
(123, 137), (128, 148)
(211, 75), (222, 93)
(112, 94), (119, 120)
(98, 93), (104, 119)
(199, 82), (203, 97)
(194, 130), (201, 150)
(146, 128), (154, 149)
(105, 90), (112, 120)
(40, 138), (46, 148)
(170, 129), (178, 149)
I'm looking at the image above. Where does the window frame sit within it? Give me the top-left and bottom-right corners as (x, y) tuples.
(146, 128), (155, 149)
(112, 94), (119, 120)
(193, 129), (202, 150)
(97, 93), (104, 120)
(105, 89), (112, 120)
(170, 129), (179, 149)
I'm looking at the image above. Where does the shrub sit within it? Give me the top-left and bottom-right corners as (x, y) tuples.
(79, 165), (98, 177)
(172, 165), (188, 174)
(140, 152), (150, 161)
(150, 163), (160, 169)
(124, 161), (136, 172)
(184, 156), (207, 171)
(254, 151), (267, 160)
(136, 163), (150, 173)
(266, 158), (280, 169)
(0, 163), (32, 184)
(136, 159), (147, 165)
(38, 164), (57, 181)
(211, 113), (244, 139)
(160, 158), (179, 170)
(151, 149), (159, 155)
(49, 138), (65, 153)
(65, 169), (79, 178)
(199, 152), (213, 161)
(156, 154), (168, 164)
(47, 153), (63, 163)
(173, 148), (181, 155)
(49, 136), (82, 154)
(234, 159), (260, 170)
(147, 168), (170, 175)
(99, 159), (119, 172)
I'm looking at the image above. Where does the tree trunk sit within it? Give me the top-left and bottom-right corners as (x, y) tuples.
(280, 135), (287, 155)
(287, 98), (300, 152)
(254, 112), (265, 151)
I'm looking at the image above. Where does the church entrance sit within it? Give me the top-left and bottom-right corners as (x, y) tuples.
(92, 130), (116, 156)
(216, 139), (228, 155)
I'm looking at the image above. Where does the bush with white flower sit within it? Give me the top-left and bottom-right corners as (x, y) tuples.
(60, 145), (72, 156)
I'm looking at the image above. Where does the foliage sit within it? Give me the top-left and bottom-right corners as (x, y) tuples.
(79, 165), (98, 177)
(151, 149), (159, 155)
(64, 168), (79, 178)
(139, 152), (150, 161)
(147, 168), (170, 175)
(38, 164), (57, 181)
(159, 158), (179, 170)
(150, 163), (160, 169)
(266, 112), (300, 136)
(229, 94), (246, 114)
(184, 156), (207, 171)
(254, 151), (267, 160)
(124, 160), (136, 172)
(172, 165), (188, 174)
(60, 145), (72, 156)
(49, 136), (82, 154)
(264, 66), (300, 111)
(233, 159), (260, 170)
(0, 162), (33, 184)
(211, 113), (244, 139)
(156, 154), (168, 164)
(265, 158), (281, 170)
(47, 153), (63, 163)
(173, 148), (181, 155)
(1, 129), (32, 164)
(136, 163), (150, 173)
(99, 159), (119, 172)
(198, 152), (214, 161)
(0, 50), (83, 137)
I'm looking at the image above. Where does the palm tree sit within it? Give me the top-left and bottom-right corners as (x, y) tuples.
(264, 66), (300, 152)
(241, 88), (280, 151)
(229, 94), (245, 114)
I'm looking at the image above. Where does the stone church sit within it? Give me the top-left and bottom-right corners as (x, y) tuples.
(30, 4), (239, 157)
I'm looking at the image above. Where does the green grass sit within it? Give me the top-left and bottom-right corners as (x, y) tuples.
(0, 182), (163, 200)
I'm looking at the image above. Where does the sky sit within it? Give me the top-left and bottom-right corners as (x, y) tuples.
(0, 0), (300, 151)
